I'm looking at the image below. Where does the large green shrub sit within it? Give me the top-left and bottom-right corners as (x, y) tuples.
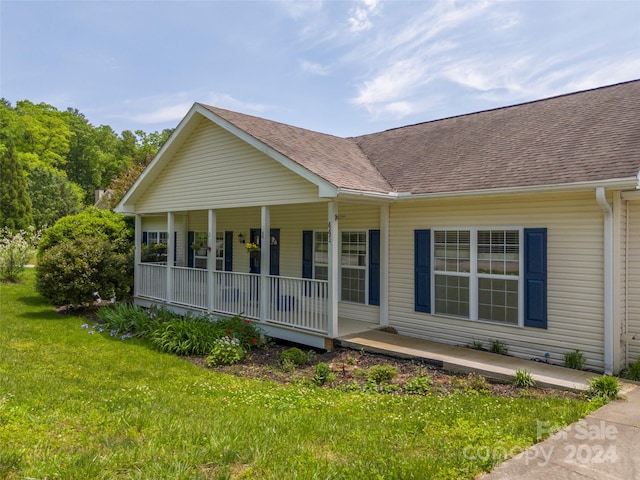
(36, 237), (132, 306)
(35, 208), (133, 306)
(37, 207), (132, 257)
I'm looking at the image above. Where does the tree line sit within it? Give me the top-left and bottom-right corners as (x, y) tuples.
(0, 99), (173, 230)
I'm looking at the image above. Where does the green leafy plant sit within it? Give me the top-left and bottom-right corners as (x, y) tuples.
(563, 350), (587, 370)
(36, 237), (132, 307)
(625, 358), (640, 382)
(470, 340), (485, 351)
(514, 369), (536, 388)
(36, 208), (133, 306)
(489, 339), (508, 355)
(312, 362), (336, 386)
(588, 375), (620, 401)
(207, 337), (246, 366)
(404, 376), (432, 395)
(0, 227), (38, 282)
(279, 347), (308, 367)
(149, 316), (223, 356)
(367, 365), (398, 385)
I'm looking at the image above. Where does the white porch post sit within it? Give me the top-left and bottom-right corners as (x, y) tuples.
(260, 206), (271, 321)
(207, 209), (217, 312)
(134, 214), (142, 297)
(380, 204), (390, 327)
(167, 211), (175, 303)
(327, 201), (339, 338)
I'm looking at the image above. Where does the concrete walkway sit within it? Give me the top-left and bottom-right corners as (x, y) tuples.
(337, 329), (598, 391)
(481, 384), (640, 480)
(337, 329), (639, 479)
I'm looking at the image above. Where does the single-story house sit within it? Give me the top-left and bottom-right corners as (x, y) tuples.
(116, 80), (640, 374)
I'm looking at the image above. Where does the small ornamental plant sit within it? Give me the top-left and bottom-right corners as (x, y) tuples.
(207, 337), (246, 366)
(514, 369), (536, 388)
(245, 242), (260, 253)
(563, 350), (587, 370)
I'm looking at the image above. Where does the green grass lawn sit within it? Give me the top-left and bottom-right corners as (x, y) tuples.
(0, 270), (600, 479)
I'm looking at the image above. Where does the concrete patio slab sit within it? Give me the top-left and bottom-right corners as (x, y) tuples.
(337, 329), (599, 391)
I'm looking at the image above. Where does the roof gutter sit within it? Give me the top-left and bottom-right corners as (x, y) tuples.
(596, 187), (614, 374)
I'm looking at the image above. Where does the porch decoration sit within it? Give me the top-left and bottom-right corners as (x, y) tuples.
(245, 242), (260, 253)
(191, 242), (208, 256)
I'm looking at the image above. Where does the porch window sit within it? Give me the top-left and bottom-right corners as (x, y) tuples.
(141, 231), (168, 263)
(191, 231), (225, 270)
(313, 231), (328, 280)
(433, 228), (521, 325)
(341, 231), (367, 303)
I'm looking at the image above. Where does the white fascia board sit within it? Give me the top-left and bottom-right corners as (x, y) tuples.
(197, 106), (339, 198)
(114, 103), (204, 213)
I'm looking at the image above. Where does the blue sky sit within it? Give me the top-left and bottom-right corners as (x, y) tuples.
(2, 0), (639, 137)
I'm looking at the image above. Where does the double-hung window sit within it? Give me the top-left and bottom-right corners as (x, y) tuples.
(433, 228), (521, 325)
(313, 231), (329, 281)
(307, 229), (377, 305)
(191, 231), (225, 270)
(142, 231), (168, 263)
(340, 231), (367, 304)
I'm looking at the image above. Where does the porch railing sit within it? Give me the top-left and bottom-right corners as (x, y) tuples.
(135, 263), (328, 334)
(136, 263), (166, 300)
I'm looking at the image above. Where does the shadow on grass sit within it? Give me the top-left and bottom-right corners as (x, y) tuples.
(16, 295), (70, 321)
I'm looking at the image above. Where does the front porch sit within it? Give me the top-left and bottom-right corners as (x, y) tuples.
(133, 201), (388, 348)
(136, 263), (331, 339)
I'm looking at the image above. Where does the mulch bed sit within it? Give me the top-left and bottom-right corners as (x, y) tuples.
(189, 342), (582, 399)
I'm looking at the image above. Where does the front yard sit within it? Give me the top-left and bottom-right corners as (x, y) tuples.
(0, 271), (601, 479)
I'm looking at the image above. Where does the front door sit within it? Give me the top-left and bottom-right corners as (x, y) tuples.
(249, 228), (280, 275)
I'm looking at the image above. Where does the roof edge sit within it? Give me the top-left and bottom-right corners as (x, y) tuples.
(399, 177), (639, 201)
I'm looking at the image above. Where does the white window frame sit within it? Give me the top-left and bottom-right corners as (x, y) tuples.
(193, 231), (225, 270)
(145, 231), (168, 246)
(432, 227), (524, 326)
(313, 231), (329, 281)
(339, 229), (368, 305)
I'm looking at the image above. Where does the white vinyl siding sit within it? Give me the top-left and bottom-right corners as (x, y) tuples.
(388, 190), (607, 371)
(627, 200), (640, 363)
(136, 117), (320, 213)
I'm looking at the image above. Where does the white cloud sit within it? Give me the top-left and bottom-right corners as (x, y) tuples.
(348, 0), (496, 118)
(300, 60), (331, 76)
(348, 0), (380, 32)
(279, 0), (323, 19)
(130, 102), (192, 124)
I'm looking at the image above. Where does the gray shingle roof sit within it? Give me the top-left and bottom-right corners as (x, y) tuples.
(202, 80), (640, 195)
(200, 105), (393, 193)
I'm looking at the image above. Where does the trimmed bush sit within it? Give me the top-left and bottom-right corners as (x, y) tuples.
(280, 347), (308, 366)
(36, 237), (132, 306)
(367, 365), (398, 384)
(36, 208), (133, 306)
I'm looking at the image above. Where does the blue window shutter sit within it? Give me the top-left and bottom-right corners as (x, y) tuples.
(524, 228), (547, 329)
(224, 231), (233, 271)
(414, 229), (431, 313)
(187, 231), (194, 268)
(142, 231), (148, 244)
(369, 230), (380, 306)
(302, 231), (313, 279)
